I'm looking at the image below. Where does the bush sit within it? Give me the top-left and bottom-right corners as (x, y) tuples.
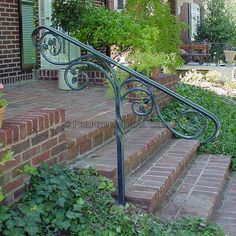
(195, 0), (236, 61)
(0, 164), (224, 235)
(52, 0), (183, 71)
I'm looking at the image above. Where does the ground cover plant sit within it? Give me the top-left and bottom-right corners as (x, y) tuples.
(0, 164), (224, 235)
(161, 83), (236, 166)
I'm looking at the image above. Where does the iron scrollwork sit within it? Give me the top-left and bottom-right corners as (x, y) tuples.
(32, 26), (221, 206)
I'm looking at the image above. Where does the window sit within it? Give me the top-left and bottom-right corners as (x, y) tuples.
(19, 0), (36, 69)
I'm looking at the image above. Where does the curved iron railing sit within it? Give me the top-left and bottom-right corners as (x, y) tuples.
(32, 26), (221, 205)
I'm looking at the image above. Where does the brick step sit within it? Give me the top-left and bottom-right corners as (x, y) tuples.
(216, 172), (236, 236)
(65, 108), (145, 162)
(71, 122), (172, 180)
(158, 154), (231, 220)
(125, 139), (200, 213)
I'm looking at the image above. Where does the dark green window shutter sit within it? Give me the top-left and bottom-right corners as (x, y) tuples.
(21, 0), (36, 66)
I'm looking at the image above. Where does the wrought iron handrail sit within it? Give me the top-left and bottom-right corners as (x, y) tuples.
(32, 26), (221, 206)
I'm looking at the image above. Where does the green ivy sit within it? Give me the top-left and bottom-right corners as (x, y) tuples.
(0, 149), (14, 202)
(0, 164), (224, 235)
(0, 92), (7, 108)
(17, 164), (38, 176)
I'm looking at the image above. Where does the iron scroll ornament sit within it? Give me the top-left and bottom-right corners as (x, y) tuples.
(32, 26), (221, 206)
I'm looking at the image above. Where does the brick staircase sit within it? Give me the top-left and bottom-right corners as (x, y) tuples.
(68, 117), (231, 219)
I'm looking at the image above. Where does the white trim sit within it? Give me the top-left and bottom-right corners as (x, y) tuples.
(176, 0), (193, 15)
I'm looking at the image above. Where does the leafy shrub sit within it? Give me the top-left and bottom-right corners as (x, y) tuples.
(195, 0), (236, 61)
(0, 164), (224, 235)
(161, 83), (236, 166)
(52, 0), (183, 71)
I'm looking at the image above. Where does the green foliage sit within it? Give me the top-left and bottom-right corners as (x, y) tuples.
(18, 164), (38, 176)
(52, 0), (152, 53)
(225, 0), (236, 23)
(129, 50), (183, 73)
(161, 83), (236, 166)
(195, 0), (236, 60)
(52, 0), (183, 71)
(0, 150), (14, 165)
(52, 0), (93, 32)
(125, 0), (183, 54)
(0, 164), (224, 235)
(0, 92), (7, 108)
(0, 149), (14, 202)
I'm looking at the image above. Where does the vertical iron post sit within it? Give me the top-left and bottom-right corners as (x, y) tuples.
(114, 85), (125, 205)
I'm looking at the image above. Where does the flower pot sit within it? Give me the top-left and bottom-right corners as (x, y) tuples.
(58, 69), (72, 90)
(0, 107), (5, 129)
(223, 50), (236, 65)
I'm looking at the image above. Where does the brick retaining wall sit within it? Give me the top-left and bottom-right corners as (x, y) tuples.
(0, 108), (66, 205)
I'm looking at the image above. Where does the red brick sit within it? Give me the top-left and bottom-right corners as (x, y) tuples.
(13, 118), (33, 135)
(46, 156), (58, 166)
(12, 140), (30, 155)
(79, 139), (92, 155)
(0, 172), (11, 184)
(59, 109), (65, 122)
(51, 143), (66, 156)
(18, 116), (38, 133)
(22, 146), (40, 161)
(11, 161), (30, 178)
(93, 133), (103, 147)
(103, 128), (114, 141)
(59, 133), (66, 142)
(2, 126), (13, 145)
(42, 137), (57, 151)
(31, 131), (49, 145)
(9, 124), (19, 142)
(13, 185), (25, 200)
(50, 125), (64, 137)
(54, 110), (60, 123)
(4, 119), (29, 138)
(3, 175), (24, 193)
(57, 151), (66, 164)
(67, 143), (79, 161)
(32, 150), (50, 165)
(0, 130), (6, 145)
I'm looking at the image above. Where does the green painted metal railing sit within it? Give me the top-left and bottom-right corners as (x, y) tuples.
(32, 26), (221, 206)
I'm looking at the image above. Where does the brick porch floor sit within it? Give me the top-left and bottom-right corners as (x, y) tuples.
(4, 80), (134, 141)
(5, 80), (121, 120)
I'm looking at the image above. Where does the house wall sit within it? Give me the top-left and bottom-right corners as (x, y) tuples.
(0, 0), (34, 85)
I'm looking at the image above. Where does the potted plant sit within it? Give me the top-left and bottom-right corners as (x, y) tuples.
(0, 83), (8, 129)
